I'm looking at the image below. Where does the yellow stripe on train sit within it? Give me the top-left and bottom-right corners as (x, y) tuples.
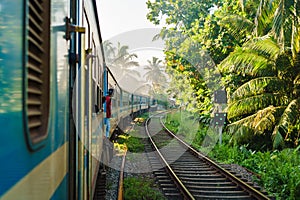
(1, 143), (68, 200)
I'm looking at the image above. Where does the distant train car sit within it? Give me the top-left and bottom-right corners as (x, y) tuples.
(104, 69), (153, 136)
(0, 0), (154, 199)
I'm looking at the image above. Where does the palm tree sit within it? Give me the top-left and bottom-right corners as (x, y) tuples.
(102, 40), (115, 63)
(103, 41), (140, 78)
(221, 37), (300, 149)
(144, 57), (167, 93)
(219, 0), (300, 149)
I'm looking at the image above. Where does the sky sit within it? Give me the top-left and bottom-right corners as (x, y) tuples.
(97, 0), (217, 40)
(98, 0), (159, 40)
(97, 0), (165, 66)
(97, 0), (167, 93)
(96, 1), (217, 96)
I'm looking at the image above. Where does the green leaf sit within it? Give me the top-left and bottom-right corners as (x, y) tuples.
(227, 106), (283, 134)
(272, 125), (284, 148)
(230, 77), (286, 102)
(218, 13), (255, 41)
(272, 98), (300, 148)
(228, 93), (289, 120)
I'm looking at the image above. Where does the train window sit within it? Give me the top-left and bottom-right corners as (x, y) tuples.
(92, 39), (97, 80)
(96, 86), (104, 113)
(26, 0), (50, 148)
(99, 59), (103, 86)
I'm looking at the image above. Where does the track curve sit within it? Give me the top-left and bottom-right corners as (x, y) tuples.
(145, 112), (271, 200)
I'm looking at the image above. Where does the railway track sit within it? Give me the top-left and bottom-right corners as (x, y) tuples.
(94, 148), (127, 200)
(145, 113), (272, 200)
(93, 167), (107, 199)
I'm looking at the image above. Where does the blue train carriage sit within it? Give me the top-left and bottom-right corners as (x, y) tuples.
(121, 90), (131, 117)
(140, 95), (150, 111)
(128, 94), (150, 122)
(0, 0), (70, 199)
(131, 94), (139, 114)
(104, 69), (155, 137)
(117, 90), (132, 132)
(81, 0), (106, 198)
(0, 0), (105, 199)
(104, 69), (136, 138)
(149, 96), (158, 112)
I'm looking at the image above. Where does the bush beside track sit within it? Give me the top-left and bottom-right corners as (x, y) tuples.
(164, 112), (300, 200)
(124, 177), (166, 200)
(115, 113), (166, 200)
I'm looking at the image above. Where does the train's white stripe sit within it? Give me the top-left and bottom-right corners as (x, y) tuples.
(1, 143), (68, 200)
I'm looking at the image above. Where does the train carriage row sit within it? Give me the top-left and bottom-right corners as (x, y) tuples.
(105, 68), (153, 136)
(0, 0), (154, 199)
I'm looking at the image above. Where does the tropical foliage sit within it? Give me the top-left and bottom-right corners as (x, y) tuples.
(147, 0), (300, 149)
(165, 113), (300, 199)
(144, 57), (167, 92)
(209, 142), (300, 200)
(220, 0), (300, 149)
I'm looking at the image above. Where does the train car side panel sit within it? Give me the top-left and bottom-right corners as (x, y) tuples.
(0, 0), (71, 199)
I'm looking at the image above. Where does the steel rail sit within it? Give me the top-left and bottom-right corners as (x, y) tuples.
(117, 148), (127, 200)
(145, 116), (195, 200)
(160, 117), (271, 200)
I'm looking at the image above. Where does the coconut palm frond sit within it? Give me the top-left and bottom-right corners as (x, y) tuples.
(269, 0), (300, 60)
(291, 18), (300, 58)
(144, 57), (167, 89)
(116, 43), (130, 56)
(124, 68), (141, 78)
(103, 40), (116, 61)
(218, 13), (254, 41)
(272, 0), (294, 45)
(219, 47), (275, 76)
(279, 99), (300, 126)
(229, 50), (268, 70)
(272, 125), (285, 148)
(127, 53), (138, 59)
(255, 0), (276, 36)
(227, 93), (289, 121)
(272, 0), (284, 43)
(227, 123), (256, 144)
(114, 54), (134, 63)
(230, 77), (286, 102)
(110, 44), (140, 69)
(227, 106), (285, 145)
(218, 53), (233, 73)
(244, 36), (281, 59)
(272, 98), (300, 148)
(144, 70), (167, 83)
(147, 57), (163, 66)
(219, 36), (281, 76)
(253, 106), (280, 132)
(222, 0), (300, 149)
(227, 112), (258, 132)
(123, 61), (140, 68)
(122, 57), (139, 67)
(228, 105), (281, 134)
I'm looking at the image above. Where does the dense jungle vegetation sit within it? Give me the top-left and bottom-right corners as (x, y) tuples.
(146, 0), (300, 198)
(147, 0), (300, 150)
(165, 111), (300, 199)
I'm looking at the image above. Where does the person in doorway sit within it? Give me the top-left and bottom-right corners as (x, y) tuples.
(104, 88), (114, 138)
